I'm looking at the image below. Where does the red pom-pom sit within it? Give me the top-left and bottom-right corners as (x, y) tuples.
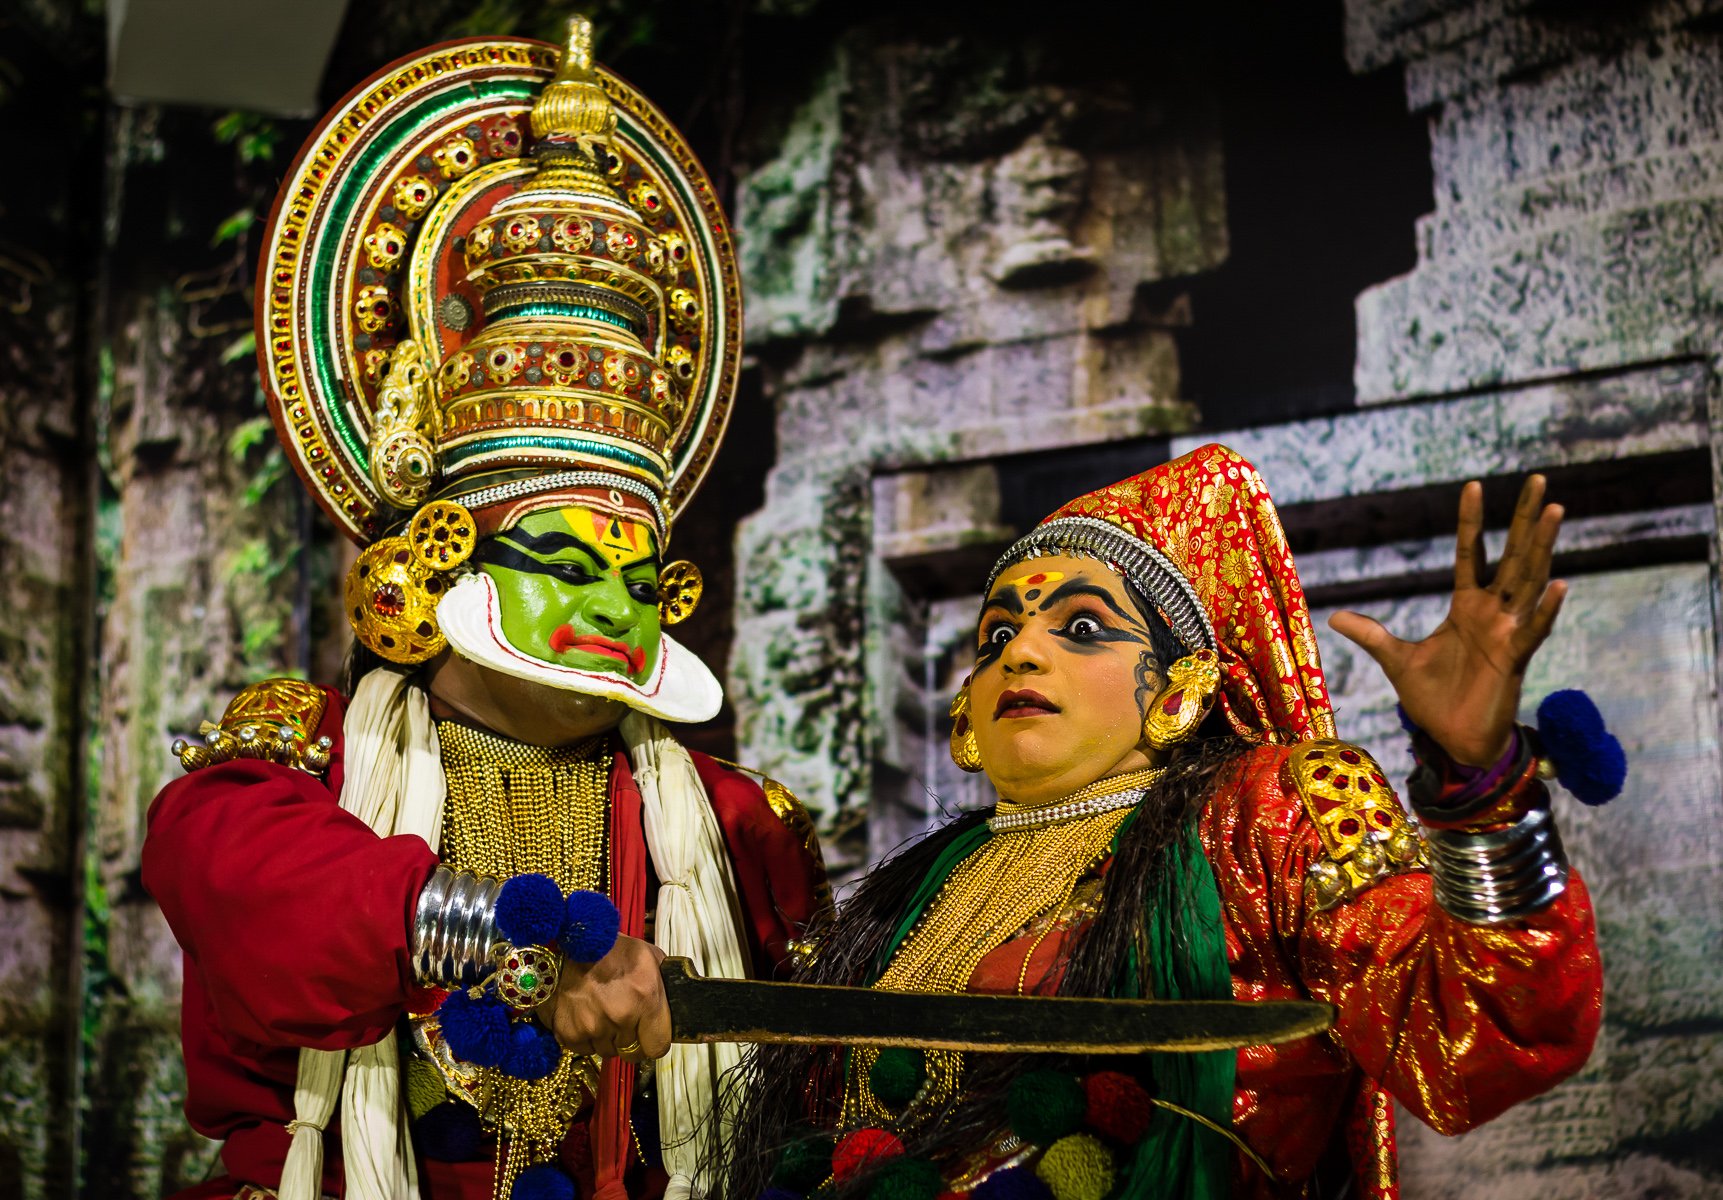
(1082, 1072), (1153, 1144)
(833, 1129), (905, 1182)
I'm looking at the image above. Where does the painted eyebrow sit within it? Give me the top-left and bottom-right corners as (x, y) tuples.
(1039, 578), (1146, 629)
(980, 586), (1025, 616)
(497, 527), (660, 573)
(496, 527), (599, 558)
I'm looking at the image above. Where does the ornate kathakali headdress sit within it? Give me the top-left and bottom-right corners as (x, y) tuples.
(259, 19), (739, 721)
(987, 443), (1336, 743)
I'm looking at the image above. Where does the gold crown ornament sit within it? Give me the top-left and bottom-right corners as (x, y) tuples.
(257, 17), (739, 545)
(256, 18), (741, 685)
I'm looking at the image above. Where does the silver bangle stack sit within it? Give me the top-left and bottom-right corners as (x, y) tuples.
(1423, 806), (1569, 925)
(412, 865), (503, 988)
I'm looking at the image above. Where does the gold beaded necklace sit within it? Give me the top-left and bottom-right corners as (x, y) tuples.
(845, 802), (1136, 1127)
(438, 720), (612, 891)
(432, 720), (615, 1198)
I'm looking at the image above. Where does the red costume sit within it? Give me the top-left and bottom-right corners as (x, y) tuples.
(144, 687), (829, 1199)
(967, 740), (1600, 1198)
(937, 442), (1604, 1198)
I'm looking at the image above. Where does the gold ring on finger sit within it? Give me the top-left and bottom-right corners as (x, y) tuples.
(617, 1039), (642, 1056)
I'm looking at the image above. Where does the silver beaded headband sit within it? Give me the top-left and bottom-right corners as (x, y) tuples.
(986, 515), (1218, 654)
(446, 469), (671, 542)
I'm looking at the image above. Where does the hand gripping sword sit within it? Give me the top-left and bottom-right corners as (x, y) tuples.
(659, 958), (1332, 1053)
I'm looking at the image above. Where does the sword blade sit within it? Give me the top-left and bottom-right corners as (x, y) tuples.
(661, 958), (1333, 1053)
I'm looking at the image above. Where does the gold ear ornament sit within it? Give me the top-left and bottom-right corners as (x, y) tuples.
(408, 500), (476, 571)
(1142, 648), (1223, 750)
(657, 560), (703, 625)
(345, 500), (475, 664)
(949, 687), (984, 773)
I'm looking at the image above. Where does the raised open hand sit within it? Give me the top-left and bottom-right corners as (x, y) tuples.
(1328, 476), (1567, 767)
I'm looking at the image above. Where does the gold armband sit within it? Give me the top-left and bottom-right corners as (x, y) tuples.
(172, 678), (333, 777)
(1286, 739), (1425, 910)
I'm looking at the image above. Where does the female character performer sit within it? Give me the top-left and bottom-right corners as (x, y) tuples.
(722, 443), (1604, 1200)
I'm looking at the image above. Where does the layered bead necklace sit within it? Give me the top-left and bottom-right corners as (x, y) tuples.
(431, 721), (615, 1197)
(988, 766), (1166, 832)
(846, 766), (1165, 1127)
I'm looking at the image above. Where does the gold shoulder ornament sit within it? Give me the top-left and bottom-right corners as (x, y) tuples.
(710, 759), (832, 916)
(1284, 739), (1426, 910)
(172, 678), (334, 777)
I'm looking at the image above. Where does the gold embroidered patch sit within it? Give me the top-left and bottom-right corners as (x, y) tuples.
(713, 758), (834, 919)
(1284, 739), (1425, 910)
(763, 778), (834, 913)
(172, 678), (333, 777)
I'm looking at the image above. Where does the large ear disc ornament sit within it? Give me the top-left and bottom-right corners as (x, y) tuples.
(409, 501), (476, 572)
(345, 537), (451, 664)
(658, 560), (703, 625)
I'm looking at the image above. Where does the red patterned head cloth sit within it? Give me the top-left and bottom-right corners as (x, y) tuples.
(986, 442), (1336, 743)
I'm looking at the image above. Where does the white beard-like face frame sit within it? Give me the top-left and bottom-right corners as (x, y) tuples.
(437, 572), (722, 724)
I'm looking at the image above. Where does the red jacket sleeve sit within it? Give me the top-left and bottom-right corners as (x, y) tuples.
(1230, 745), (1602, 1135)
(142, 691), (440, 1051)
(692, 753), (831, 977)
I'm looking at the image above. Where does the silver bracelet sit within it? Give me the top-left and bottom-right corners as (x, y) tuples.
(412, 865), (503, 988)
(1423, 806), (1569, 925)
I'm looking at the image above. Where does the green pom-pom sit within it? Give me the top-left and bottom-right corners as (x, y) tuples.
(1007, 1069), (1085, 1146)
(773, 1134), (837, 1191)
(1034, 1134), (1114, 1200)
(868, 1157), (942, 1200)
(869, 1048), (925, 1107)
(405, 1056), (448, 1121)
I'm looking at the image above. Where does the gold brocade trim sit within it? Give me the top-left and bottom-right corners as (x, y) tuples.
(1284, 740), (1425, 910)
(709, 756), (834, 916)
(419, 720), (615, 1182)
(173, 678), (332, 776)
(844, 808), (1133, 1129)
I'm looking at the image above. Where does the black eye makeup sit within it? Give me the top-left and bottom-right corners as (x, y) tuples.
(975, 618), (1016, 665)
(1049, 606), (1148, 649)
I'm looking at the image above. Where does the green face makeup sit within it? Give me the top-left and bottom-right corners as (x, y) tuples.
(474, 505), (663, 684)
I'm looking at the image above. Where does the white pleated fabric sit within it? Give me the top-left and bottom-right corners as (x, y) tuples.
(278, 666), (445, 1200)
(620, 712), (752, 1199)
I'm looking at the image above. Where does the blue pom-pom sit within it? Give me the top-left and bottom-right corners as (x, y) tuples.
(500, 1020), (561, 1081)
(975, 1165), (1053, 1200)
(511, 1163), (576, 1200)
(438, 988), (509, 1067)
(496, 873), (565, 947)
(413, 1100), (483, 1161)
(1395, 703), (1419, 734)
(561, 890), (621, 962)
(761, 1188), (802, 1200)
(1537, 689), (1627, 806)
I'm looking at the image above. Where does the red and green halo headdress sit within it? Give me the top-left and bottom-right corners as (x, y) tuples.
(256, 19), (740, 721)
(987, 443), (1337, 743)
(257, 19), (740, 546)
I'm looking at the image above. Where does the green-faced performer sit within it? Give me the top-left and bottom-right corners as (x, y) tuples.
(142, 21), (829, 1200)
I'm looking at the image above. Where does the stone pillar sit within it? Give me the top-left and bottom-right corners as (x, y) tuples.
(83, 105), (315, 1198)
(1342, 2), (1723, 1192)
(0, 166), (88, 1200)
